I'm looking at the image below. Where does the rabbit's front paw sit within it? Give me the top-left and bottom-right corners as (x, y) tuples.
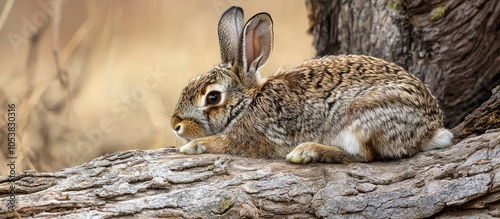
(178, 140), (207, 155)
(286, 143), (319, 164)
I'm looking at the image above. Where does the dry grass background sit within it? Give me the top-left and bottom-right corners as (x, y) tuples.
(0, 0), (314, 175)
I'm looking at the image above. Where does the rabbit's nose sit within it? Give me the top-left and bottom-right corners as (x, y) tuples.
(174, 124), (182, 132)
(171, 115), (183, 134)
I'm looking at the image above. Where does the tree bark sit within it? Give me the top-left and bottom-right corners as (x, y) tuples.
(0, 132), (498, 218)
(452, 86), (500, 142)
(306, 0), (500, 128)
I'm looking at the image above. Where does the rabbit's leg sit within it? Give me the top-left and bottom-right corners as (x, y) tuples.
(286, 142), (363, 164)
(178, 135), (231, 155)
(179, 133), (284, 158)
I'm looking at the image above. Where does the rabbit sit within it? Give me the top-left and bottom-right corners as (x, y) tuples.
(170, 6), (453, 163)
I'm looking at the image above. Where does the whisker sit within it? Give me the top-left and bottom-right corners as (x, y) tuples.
(145, 94), (176, 130)
(159, 127), (180, 146)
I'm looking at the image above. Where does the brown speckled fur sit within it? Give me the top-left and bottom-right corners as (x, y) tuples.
(171, 7), (453, 163)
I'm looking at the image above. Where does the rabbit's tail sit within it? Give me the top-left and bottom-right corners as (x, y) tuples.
(422, 128), (454, 151)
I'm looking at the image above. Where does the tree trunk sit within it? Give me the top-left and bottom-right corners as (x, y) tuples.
(306, 0), (500, 128)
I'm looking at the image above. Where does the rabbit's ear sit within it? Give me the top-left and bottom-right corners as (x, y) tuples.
(236, 12), (273, 87)
(218, 6), (244, 64)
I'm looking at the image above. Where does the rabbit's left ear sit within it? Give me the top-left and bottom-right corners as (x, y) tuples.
(236, 12), (273, 87)
(218, 7), (244, 64)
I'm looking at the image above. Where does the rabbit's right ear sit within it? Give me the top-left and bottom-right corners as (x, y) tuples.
(218, 6), (244, 64)
(235, 12), (273, 88)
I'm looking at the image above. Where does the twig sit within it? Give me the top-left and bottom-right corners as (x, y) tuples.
(52, 0), (67, 87)
(60, 21), (91, 64)
(105, 2), (123, 93)
(51, 0), (70, 120)
(0, 0), (14, 33)
(18, 5), (50, 174)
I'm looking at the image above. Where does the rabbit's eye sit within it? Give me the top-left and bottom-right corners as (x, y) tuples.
(206, 91), (222, 106)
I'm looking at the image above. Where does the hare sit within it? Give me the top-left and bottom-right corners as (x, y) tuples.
(171, 6), (453, 163)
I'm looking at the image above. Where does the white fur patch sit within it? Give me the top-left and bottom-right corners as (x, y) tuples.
(333, 128), (361, 156)
(423, 128), (453, 151)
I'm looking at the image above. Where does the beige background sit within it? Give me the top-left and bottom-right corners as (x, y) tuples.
(0, 0), (314, 174)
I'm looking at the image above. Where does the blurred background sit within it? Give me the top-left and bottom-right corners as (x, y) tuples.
(0, 0), (314, 174)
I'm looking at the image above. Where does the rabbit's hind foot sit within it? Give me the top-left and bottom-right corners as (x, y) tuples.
(286, 142), (363, 164)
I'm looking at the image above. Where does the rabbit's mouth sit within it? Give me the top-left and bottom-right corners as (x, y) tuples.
(173, 129), (194, 141)
(171, 114), (209, 139)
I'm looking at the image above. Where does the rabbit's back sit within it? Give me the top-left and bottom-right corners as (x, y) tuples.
(280, 55), (441, 114)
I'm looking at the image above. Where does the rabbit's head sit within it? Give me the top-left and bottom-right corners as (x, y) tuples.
(171, 7), (273, 141)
